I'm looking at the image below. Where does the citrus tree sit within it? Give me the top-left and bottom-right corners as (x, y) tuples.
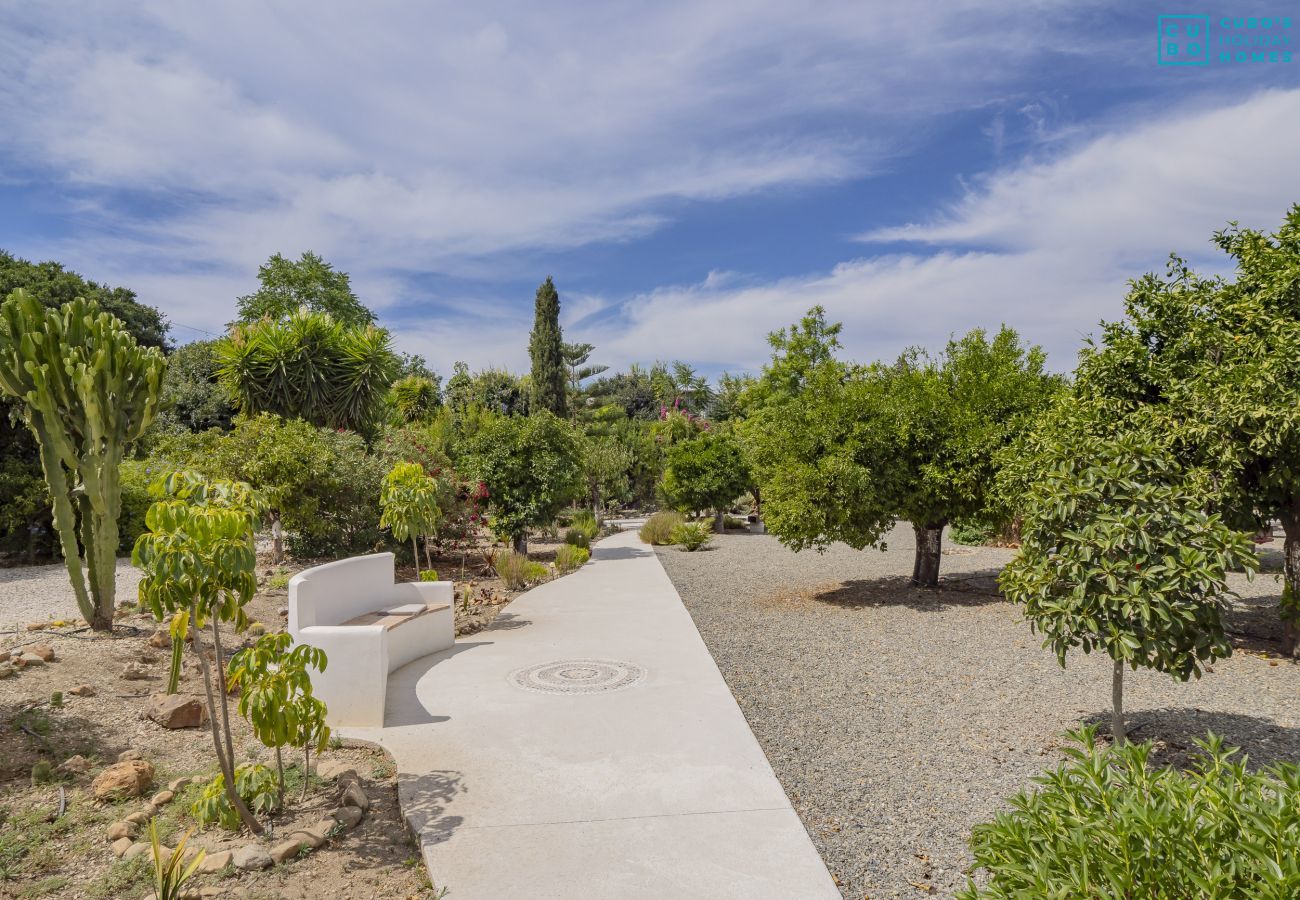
(227, 632), (330, 809)
(661, 430), (750, 529)
(0, 290), (165, 630)
(1000, 432), (1258, 743)
(379, 461), (443, 576)
(133, 471), (266, 834)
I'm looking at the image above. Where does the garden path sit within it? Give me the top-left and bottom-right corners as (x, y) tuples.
(343, 528), (839, 900)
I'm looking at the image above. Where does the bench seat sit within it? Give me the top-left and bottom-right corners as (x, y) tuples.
(288, 553), (455, 728)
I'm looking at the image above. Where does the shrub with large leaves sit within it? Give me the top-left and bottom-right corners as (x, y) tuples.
(216, 308), (398, 433)
(379, 461), (443, 576)
(961, 727), (1300, 898)
(1000, 431), (1258, 742)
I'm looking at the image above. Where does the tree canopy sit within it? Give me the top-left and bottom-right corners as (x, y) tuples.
(529, 277), (567, 417)
(234, 251), (375, 328)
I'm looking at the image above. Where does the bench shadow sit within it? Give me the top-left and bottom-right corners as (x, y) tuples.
(806, 569), (1006, 612)
(398, 768), (465, 848)
(1079, 707), (1300, 770)
(384, 642), (491, 728)
(482, 612), (531, 632)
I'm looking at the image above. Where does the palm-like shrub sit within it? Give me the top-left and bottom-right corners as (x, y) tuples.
(961, 727), (1300, 898)
(390, 374), (440, 423)
(0, 290), (165, 630)
(216, 308), (398, 433)
(671, 520), (714, 551)
(639, 511), (684, 545)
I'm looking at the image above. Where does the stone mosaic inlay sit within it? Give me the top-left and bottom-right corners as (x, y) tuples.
(510, 658), (645, 695)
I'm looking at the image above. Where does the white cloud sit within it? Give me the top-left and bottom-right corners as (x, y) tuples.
(549, 89), (1300, 376)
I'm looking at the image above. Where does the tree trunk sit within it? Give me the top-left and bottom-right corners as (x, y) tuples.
(275, 745), (285, 811)
(1280, 510), (1300, 657)
(1111, 658), (1126, 745)
(423, 536), (434, 575)
(910, 522), (944, 588)
(751, 487), (762, 519)
(714, 508), (725, 532)
(271, 514), (283, 565)
(411, 536), (421, 578)
(302, 745), (311, 802)
(512, 533), (528, 556)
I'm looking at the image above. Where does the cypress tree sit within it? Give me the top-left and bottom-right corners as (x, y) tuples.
(528, 276), (567, 417)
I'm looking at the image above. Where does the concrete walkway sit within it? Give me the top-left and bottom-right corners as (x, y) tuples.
(344, 529), (840, 900)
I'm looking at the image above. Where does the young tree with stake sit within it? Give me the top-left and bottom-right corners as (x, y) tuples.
(379, 461), (443, 576)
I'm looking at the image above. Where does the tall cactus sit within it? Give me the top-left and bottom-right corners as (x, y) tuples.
(0, 289), (165, 630)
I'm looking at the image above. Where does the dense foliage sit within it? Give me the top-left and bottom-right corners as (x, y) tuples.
(961, 727), (1300, 899)
(234, 251), (375, 327)
(379, 461), (443, 575)
(464, 411), (584, 553)
(528, 277), (567, 417)
(155, 339), (236, 433)
(660, 430), (750, 527)
(216, 308), (399, 433)
(1001, 431), (1258, 741)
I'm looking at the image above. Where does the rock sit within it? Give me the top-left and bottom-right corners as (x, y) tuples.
(232, 844), (272, 871)
(340, 781), (370, 811)
(150, 790), (175, 807)
(146, 693), (208, 729)
(91, 759), (155, 801)
(196, 849), (232, 874)
(118, 749), (144, 762)
(18, 653), (45, 666)
(147, 630), (170, 649)
(270, 837), (308, 863)
(329, 805), (364, 830)
(0, 663), (15, 679)
(299, 820), (335, 845)
(110, 836), (134, 857)
(315, 759), (357, 781)
(124, 841), (152, 861)
(67, 684), (96, 696)
(58, 754), (93, 775)
(167, 776), (194, 793)
(106, 820), (137, 841)
(124, 809), (154, 826)
(26, 622), (48, 631)
(277, 606), (289, 618)
(121, 663), (153, 681)
(27, 644), (55, 662)
(0, 650), (9, 662)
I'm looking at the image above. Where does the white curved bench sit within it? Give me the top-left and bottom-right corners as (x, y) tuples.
(288, 553), (454, 728)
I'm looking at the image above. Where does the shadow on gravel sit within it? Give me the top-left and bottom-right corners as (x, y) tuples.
(1225, 592), (1289, 655)
(1079, 707), (1300, 770)
(810, 569), (1006, 612)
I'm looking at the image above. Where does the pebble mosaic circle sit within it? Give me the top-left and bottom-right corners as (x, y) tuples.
(510, 658), (646, 695)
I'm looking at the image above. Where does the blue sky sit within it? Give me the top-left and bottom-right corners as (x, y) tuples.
(2, 2), (1298, 377)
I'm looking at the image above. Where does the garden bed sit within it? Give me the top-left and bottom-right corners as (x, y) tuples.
(0, 534), (578, 898)
(656, 524), (1300, 899)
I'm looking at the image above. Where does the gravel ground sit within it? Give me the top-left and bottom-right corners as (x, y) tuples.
(657, 523), (1300, 900)
(0, 558), (141, 630)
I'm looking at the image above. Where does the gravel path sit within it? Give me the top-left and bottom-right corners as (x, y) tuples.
(0, 559), (141, 629)
(657, 523), (1300, 899)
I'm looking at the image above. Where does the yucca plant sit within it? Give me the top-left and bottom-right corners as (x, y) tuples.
(671, 520), (714, 551)
(216, 307), (398, 433)
(148, 819), (205, 900)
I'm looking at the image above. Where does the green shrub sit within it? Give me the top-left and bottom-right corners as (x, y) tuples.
(118, 459), (155, 554)
(948, 519), (992, 546)
(722, 515), (748, 530)
(960, 727), (1300, 898)
(563, 527), (590, 549)
(192, 764), (279, 830)
(496, 551), (548, 590)
(639, 511), (684, 545)
(671, 521), (713, 551)
(570, 509), (599, 536)
(555, 544), (590, 573)
(419, 569), (440, 582)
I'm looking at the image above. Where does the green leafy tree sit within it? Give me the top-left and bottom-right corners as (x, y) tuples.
(661, 431), (750, 529)
(379, 461), (443, 575)
(961, 727), (1300, 898)
(234, 251), (375, 327)
(581, 436), (633, 515)
(464, 411), (583, 554)
(1061, 206), (1300, 654)
(1000, 433), (1258, 743)
(216, 307), (399, 433)
(133, 471), (267, 834)
(227, 632), (330, 808)
(0, 291), (166, 630)
(153, 413), (388, 558)
(744, 309), (1059, 587)
(561, 341), (609, 412)
(528, 277), (567, 417)
(156, 339), (236, 433)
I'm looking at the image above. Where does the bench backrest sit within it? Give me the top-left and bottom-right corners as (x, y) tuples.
(289, 553), (398, 631)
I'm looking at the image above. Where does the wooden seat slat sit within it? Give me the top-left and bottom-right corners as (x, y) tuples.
(341, 602), (452, 630)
